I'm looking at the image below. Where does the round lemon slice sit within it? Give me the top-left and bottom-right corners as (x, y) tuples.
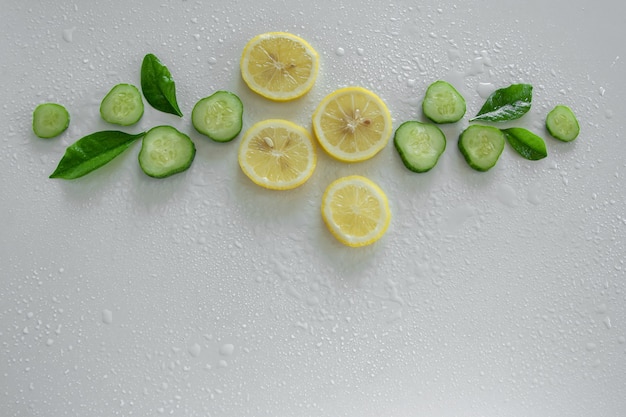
(312, 86), (393, 162)
(321, 175), (391, 247)
(240, 32), (319, 101)
(238, 119), (317, 190)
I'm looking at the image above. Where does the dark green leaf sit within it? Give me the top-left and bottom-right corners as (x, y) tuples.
(502, 127), (547, 160)
(471, 84), (533, 122)
(49, 131), (144, 179)
(140, 53), (183, 117)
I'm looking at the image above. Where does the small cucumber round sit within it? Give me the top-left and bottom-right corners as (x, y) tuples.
(394, 121), (446, 173)
(100, 83), (144, 126)
(32, 103), (70, 138)
(138, 126), (196, 178)
(546, 105), (579, 142)
(192, 91), (243, 142)
(458, 125), (505, 172)
(422, 80), (466, 124)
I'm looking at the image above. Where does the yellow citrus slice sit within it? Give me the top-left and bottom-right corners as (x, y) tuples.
(312, 86), (393, 162)
(240, 32), (319, 101)
(321, 175), (391, 247)
(238, 119), (317, 190)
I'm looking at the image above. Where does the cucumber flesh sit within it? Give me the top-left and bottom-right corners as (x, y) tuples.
(192, 91), (243, 142)
(138, 126), (196, 178)
(394, 121), (446, 172)
(458, 125), (505, 172)
(422, 80), (466, 124)
(546, 105), (579, 142)
(32, 103), (70, 138)
(100, 83), (144, 126)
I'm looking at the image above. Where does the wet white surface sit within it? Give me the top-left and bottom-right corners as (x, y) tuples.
(1, 1), (625, 416)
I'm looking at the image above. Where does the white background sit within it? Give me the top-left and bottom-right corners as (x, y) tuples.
(1, 1), (625, 416)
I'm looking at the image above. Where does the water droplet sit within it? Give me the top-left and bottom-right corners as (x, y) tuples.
(603, 316), (612, 329)
(208, 57), (217, 65)
(46, 338), (54, 346)
(188, 343), (201, 358)
(618, 336), (626, 344)
(444, 204), (477, 233)
(496, 184), (518, 208)
(219, 343), (234, 356)
(586, 342), (596, 351)
(526, 185), (543, 205)
(356, 47), (365, 56)
(335, 47), (345, 57)
(477, 82), (496, 99)
(102, 309), (113, 325)
(62, 27), (76, 43)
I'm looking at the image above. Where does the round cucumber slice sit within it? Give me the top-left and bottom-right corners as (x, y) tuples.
(138, 126), (196, 178)
(458, 125), (505, 172)
(394, 121), (446, 173)
(192, 91), (243, 142)
(546, 105), (579, 142)
(100, 83), (144, 126)
(422, 80), (466, 124)
(32, 103), (70, 138)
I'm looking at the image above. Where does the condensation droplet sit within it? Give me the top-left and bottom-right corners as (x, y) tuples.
(219, 343), (235, 356)
(496, 184), (518, 208)
(102, 309), (113, 325)
(62, 27), (76, 43)
(189, 343), (202, 358)
(335, 47), (345, 57)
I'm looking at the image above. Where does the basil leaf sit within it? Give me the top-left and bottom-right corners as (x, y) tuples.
(140, 53), (183, 117)
(49, 131), (144, 179)
(502, 127), (547, 160)
(471, 84), (533, 122)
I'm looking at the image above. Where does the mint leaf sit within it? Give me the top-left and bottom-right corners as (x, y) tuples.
(49, 131), (144, 179)
(141, 53), (183, 117)
(471, 84), (532, 122)
(502, 127), (547, 160)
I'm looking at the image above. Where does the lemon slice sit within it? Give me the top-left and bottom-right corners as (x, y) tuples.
(321, 175), (391, 247)
(240, 32), (319, 101)
(312, 86), (393, 162)
(238, 119), (317, 190)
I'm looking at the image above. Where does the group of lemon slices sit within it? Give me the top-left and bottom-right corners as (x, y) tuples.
(238, 32), (391, 247)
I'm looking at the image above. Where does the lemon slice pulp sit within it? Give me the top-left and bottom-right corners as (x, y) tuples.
(321, 175), (391, 247)
(240, 32), (319, 102)
(312, 86), (393, 162)
(238, 119), (317, 190)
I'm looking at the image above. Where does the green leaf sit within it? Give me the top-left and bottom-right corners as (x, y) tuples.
(471, 84), (533, 122)
(502, 127), (547, 160)
(49, 131), (144, 179)
(140, 53), (183, 117)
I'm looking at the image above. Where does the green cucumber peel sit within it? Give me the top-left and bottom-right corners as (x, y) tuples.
(49, 131), (145, 179)
(502, 127), (547, 161)
(140, 53), (183, 117)
(471, 83), (533, 122)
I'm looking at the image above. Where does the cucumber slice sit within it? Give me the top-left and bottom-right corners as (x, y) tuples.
(138, 126), (196, 178)
(458, 125), (505, 172)
(422, 80), (466, 124)
(192, 91), (243, 142)
(100, 83), (144, 126)
(546, 105), (579, 142)
(394, 121), (446, 172)
(32, 103), (70, 138)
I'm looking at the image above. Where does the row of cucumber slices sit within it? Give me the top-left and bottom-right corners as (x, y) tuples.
(393, 80), (580, 173)
(35, 83), (244, 178)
